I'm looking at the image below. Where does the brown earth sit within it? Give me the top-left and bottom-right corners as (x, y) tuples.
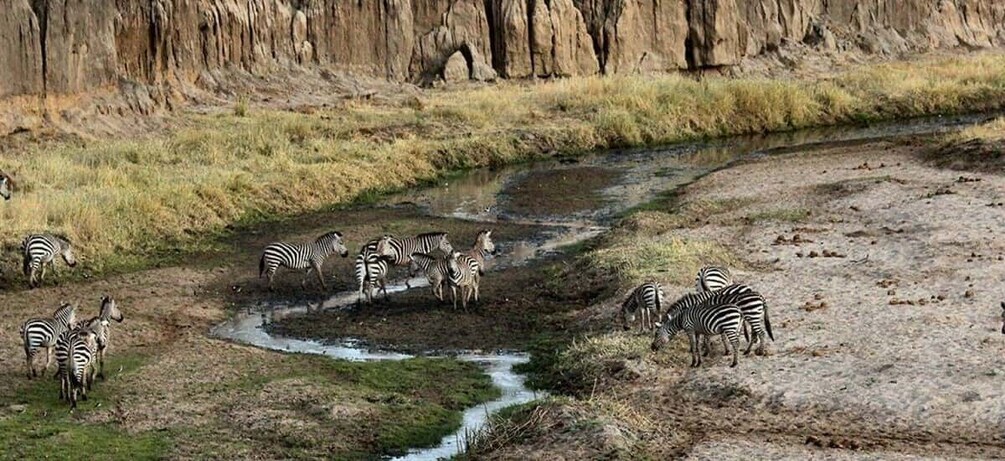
(3, 1), (1005, 135)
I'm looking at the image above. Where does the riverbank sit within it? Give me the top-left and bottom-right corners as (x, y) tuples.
(465, 134), (1005, 458)
(3, 54), (1005, 280)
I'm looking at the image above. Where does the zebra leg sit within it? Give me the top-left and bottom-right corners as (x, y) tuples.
(687, 332), (698, 367)
(99, 349), (106, 380)
(44, 347), (53, 376)
(39, 264), (47, 285)
(451, 286), (458, 310)
(725, 331), (740, 367)
(692, 332), (703, 367)
(25, 349), (34, 379)
(701, 335), (711, 357)
(720, 334), (731, 356)
(312, 262), (326, 291)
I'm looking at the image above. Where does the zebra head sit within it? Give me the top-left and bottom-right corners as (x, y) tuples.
(55, 236), (78, 267)
(373, 235), (399, 261)
(0, 172), (11, 201)
(650, 317), (680, 352)
(436, 235), (454, 255)
(319, 231), (349, 258)
(477, 230), (497, 256)
(100, 295), (124, 323)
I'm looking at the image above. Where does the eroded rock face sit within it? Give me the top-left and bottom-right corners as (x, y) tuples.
(0, 1), (1002, 110)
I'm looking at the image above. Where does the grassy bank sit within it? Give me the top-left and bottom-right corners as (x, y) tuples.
(923, 115), (1005, 171)
(0, 352), (499, 460)
(3, 54), (1005, 276)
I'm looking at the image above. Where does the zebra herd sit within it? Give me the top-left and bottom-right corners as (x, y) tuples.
(259, 229), (497, 310)
(19, 296), (124, 408)
(620, 266), (774, 368)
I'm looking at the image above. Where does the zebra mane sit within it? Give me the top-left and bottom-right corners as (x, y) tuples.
(317, 230), (343, 241)
(415, 232), (447, 238)
(50, 233), (72, 244)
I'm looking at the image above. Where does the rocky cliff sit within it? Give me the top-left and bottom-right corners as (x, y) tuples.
(0, 1), (1003, 116)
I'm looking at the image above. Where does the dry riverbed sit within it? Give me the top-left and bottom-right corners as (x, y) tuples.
(463, 138), (1005, 459)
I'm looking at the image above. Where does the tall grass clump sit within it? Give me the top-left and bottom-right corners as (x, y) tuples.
(3, 54), (1005, 274)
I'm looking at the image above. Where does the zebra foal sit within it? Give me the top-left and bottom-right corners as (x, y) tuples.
(259, 231), (349, 291)
(409, 252), (451, 302)
(22, 234), (78, 288)
(355, 240), (390, 304)
(20, 302), (76, 378)
(620, 281), (664, 332)
(651, 300), (744, 368)
(447, 230), (496, 311)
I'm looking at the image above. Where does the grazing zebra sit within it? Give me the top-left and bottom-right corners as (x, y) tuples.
(0, 171), (11, 201)
(446, 230), (496, 310)
(664, 284), (773, 356)
(20, 302), (76, 378)
(259, 231), (349, 291)
(695, 266), (732, 293)
(21, 234), (78, 288)
(355, 241), (390, 304)
(374, 233), (453, 287)
(409, 252), (451, 301)
(63, 330), (98, 409)
(650, 300), (744, 367)
(620, 281), (664, 332)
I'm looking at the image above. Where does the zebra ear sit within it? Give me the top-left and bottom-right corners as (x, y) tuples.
(654, 322), (662, 328)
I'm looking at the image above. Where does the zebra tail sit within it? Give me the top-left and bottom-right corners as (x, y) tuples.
(743, 321), (750, 343)
(258, 254), (265, 278)
(764, 302), (774, 341)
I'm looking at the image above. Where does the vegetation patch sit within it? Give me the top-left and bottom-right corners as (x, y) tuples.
(3, 55), (1005, 280)
(923, 116), (1005, 172)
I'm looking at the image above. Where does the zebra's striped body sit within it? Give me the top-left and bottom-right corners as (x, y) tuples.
(21, 234), (77, 288)
(620, 281), (664, 332)
(376, 233), (453, 288)
(695, 266), (732, 293)
(63, 330), (97, 409)
(20, 302), (76, 378)
(355, 241), (389, 304)
(409, 252), (450, 301)
(664, 284), (773, 356)
(651, 300), (744, 367)
(0, 171), (11, 201)
(447, 230), (496, 311)
(259, 231), (349, 291)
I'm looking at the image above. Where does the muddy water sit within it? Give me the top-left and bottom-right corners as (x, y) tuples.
(211, 113), (991, 460)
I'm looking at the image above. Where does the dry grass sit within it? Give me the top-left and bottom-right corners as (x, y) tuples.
(950, 115), (1005, 142)
(4, 54), (1005, 273)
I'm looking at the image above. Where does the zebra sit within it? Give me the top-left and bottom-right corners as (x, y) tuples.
(259, 230), (349, 291)
(620, 281), (664, 332)
(409, 252), (451, 302)
(374, 233), (453, 287)
(355, 240), (389, 304)
(21, 234), (78, 288)
(71, 296), (124, 381)
(20, 302), (76, 378)
(695, 266), (732, 293)
(650, 300), (744, 368)
(0, 170), (12, 201)
(63, 329), (98, 409)
(446, 230), (496, 311)
(663, 284), (774, 356)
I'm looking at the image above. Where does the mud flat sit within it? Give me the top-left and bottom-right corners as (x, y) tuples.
(471, 137), (1005, 459)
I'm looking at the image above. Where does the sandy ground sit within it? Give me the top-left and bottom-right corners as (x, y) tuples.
(476, 139), (1005, 459)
